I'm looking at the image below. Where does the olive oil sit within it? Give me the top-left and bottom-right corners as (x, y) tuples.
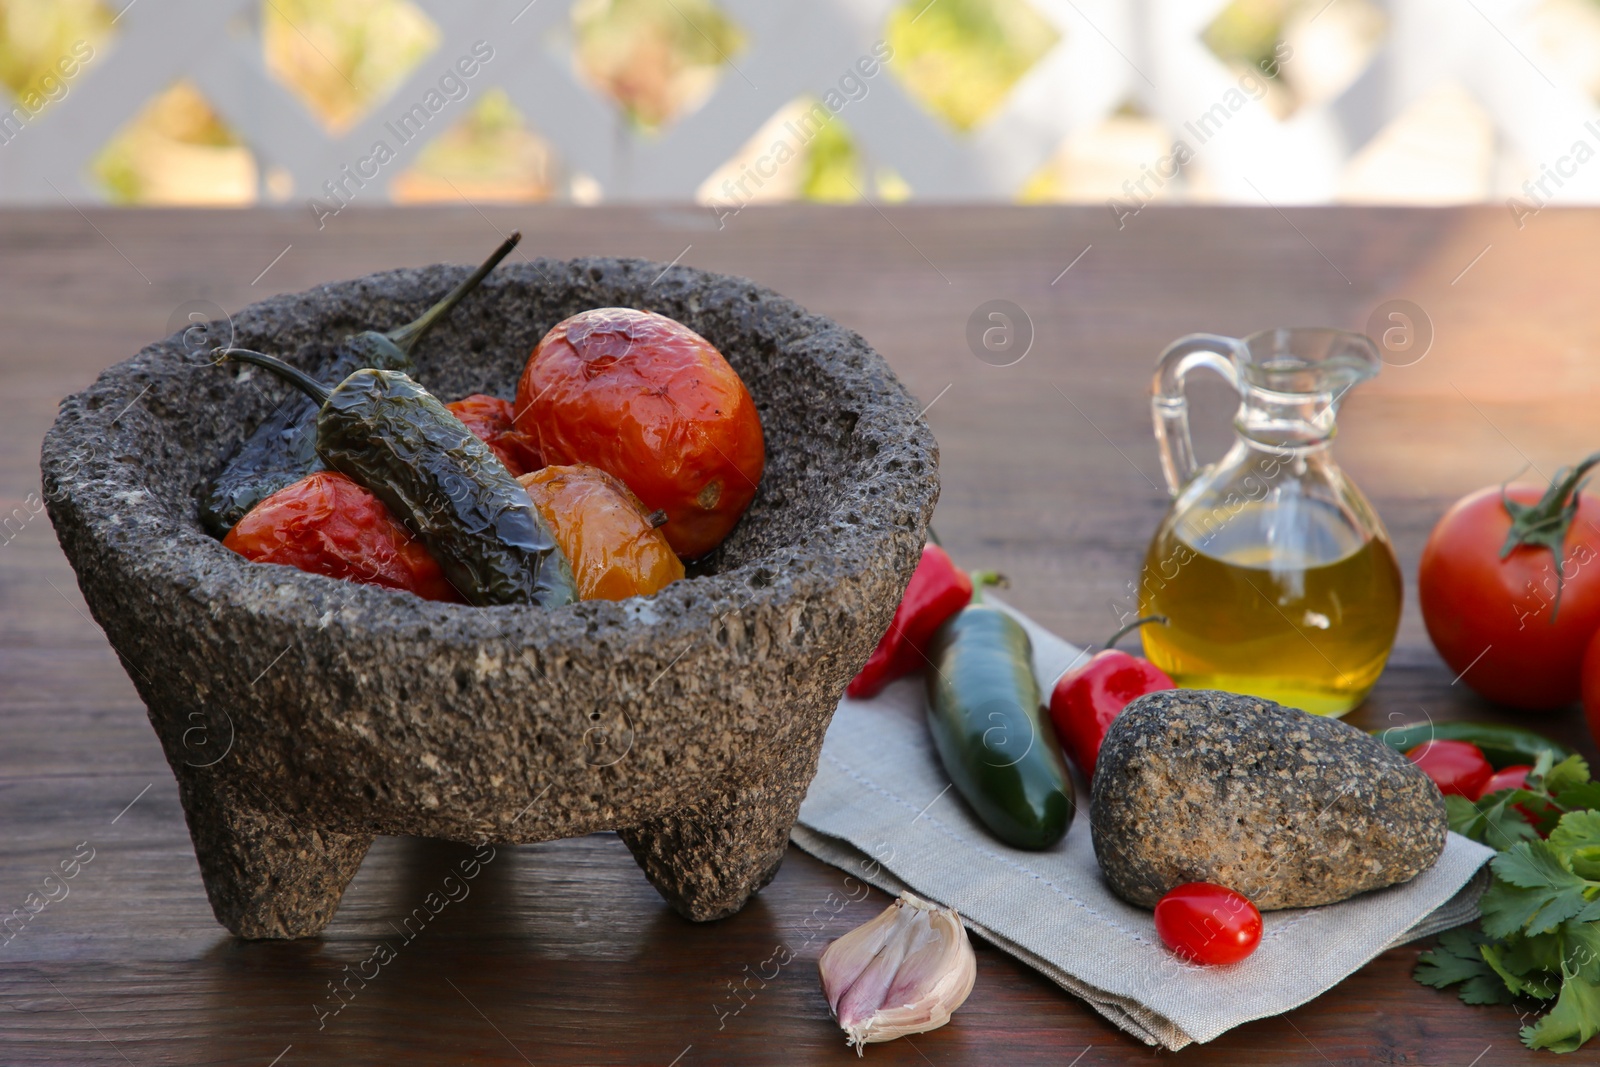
(1137, 499), (1402, 717)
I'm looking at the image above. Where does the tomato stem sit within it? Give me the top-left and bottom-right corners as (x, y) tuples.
(1498, 450), (1600, 623)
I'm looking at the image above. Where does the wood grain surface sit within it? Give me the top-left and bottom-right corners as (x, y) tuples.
(3, 203), (1597, 1065)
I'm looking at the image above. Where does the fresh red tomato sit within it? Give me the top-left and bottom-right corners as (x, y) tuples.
(1154, 883), (1262, 965)
(1405, 739), (1494, 798)
(1479, 764), (1532, 798)
(515, 308), (764, 560)
(1049, 650), (1175, 781)
(1585, 629), (1600, 754)
(1418, 458), (1600, 710)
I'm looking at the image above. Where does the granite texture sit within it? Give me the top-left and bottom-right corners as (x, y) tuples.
(41, 257), (938, 937)
(1089, 689), (1448, 910)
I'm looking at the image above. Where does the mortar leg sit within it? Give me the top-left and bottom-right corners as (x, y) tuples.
(175, 769), (370, 939)
(620, 746), (814, 922)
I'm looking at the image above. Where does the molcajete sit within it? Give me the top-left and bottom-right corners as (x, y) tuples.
(41, 256), (938, 938)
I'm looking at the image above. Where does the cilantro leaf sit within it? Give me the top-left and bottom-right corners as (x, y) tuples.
(1522, 976), (1600, 1053)
(1480, 943), (1536, 997)
(1484, 842), (1597, 936)
(1544, 755), (1592, 797)
(1497, 840), (1586, 889)
(1562, 920), (1600, 985)
(1450, 791), (1545, 851)
(1480, 880), (1555, 939)
(1415, 735), (1600, 1051)
(1500, 929), (1564, 974)
(1416, 928), (1513, 1005)
(1551, 810), (1600, 881)
(1553, 781), (1600, 814)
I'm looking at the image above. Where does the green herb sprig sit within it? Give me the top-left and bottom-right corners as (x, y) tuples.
(1418, 753), (1600, 1052)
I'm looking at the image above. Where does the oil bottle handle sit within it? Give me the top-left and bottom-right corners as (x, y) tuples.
(1151, 333), (1242, 496)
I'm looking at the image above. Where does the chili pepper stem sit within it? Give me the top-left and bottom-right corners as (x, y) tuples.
(385, 231), (522, 356)
(220, 349), (332, 405)
(1105, 614), (1168, 650)
(967, 570), (1007, 605)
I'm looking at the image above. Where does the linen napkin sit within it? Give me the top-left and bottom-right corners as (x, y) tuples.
(791, 602), (1495, 1050)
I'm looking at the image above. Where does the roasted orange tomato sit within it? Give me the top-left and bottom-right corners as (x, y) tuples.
(223, 471), (460, 602)
(519, 464), (684, 601)
(514, 308), (763, 559)
(445, 394), (542, 477)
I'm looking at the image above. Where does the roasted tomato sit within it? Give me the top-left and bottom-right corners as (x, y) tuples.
(445, 394), (542, 477)
(514, 308), (764, 559)
(223, 471), (459, 602)
(519, 464), (684, 601)
(1154, 883), (1262, 965)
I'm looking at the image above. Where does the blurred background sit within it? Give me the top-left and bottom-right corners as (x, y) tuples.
(4, 0), (1600, 207)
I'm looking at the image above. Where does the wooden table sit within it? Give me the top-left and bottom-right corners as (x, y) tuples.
(3, 204), (1596, 1065)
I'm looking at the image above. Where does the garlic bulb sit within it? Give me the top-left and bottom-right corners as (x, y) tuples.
(818, 890), (977, 1053)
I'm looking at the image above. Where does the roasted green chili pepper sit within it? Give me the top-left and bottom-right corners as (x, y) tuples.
(924, 580), (1074, 849)
(1372, 721), (1572, 770)
(217, 348), (575, 609)
(200, 232), (522, 537)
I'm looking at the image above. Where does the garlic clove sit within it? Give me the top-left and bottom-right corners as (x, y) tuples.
(818, 891), (977, 1053)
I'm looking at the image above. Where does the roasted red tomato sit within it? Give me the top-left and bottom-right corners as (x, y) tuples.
(223, 471), (460, 602)
(1405, 739), (1494, 798)
(1418, 455), (1600, 710)
(445, 393), (542, 477)
(520, 465), (684, 601)
(514, 308), (764, 559)
(1154, 883), (1262, 965)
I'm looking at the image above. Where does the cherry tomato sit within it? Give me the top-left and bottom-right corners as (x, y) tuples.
(445, 394), (542, 477)
(1405, 739), (1494, 798)
(1049, 650), (1175, 781)
(1418, 471), (1600, 710)
(515, 308), (764, 560)
(1154, 883), (1262, 965)
(1585, 629), (1600, 754)
(519, 465), (684, 601)
(1476, 762), (1546, 830)
(1479, 764), (1532, 798)
(223, 471), (459, 602)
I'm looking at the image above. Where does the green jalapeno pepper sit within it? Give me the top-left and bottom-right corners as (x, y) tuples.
(200, 232), (522, 537)
(218, 348), (575, 609)
(924, 579), (1074, 850)
(1372, 721), (1572, 769)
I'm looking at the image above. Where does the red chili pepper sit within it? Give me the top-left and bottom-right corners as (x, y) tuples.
(847, 544), (973, 699)
(1048, 617), (1176, 781)
(223, 471), (461, 602)
(446, 394), (543, 477)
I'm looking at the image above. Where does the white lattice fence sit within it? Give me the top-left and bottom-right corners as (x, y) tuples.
(3, 0), (1600, 207)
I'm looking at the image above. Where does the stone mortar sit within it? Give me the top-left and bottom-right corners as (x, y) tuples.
(41, 256), (938, 938)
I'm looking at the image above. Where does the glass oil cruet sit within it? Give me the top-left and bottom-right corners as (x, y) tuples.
(1138, 328), (1402, 717)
